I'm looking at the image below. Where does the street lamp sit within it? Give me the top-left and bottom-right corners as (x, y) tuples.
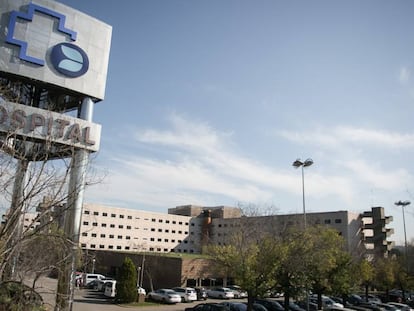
(137, 266), (141, 288)
(394, 200), (411, 272)
(292, 158), (314, 228)
(92, 258), (96, 274)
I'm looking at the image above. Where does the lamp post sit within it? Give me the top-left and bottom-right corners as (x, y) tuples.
(137, 266), (141, 288)
(92, 258), (96, 274)
(394, 200), (411, 272)
(292, 158), (314, 228)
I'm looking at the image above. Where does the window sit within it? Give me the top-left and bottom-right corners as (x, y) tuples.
(117, 235), (122, 239)
(179, 221), (182, 225)
(91, 233), (97, 237)
(110, 224), (115, 228)
(172, 230), (176, 234)
(172, 221), (176, 224)
(84, 210), (90, 215)
(111, 213), (116, 218)
(127, 215), (132, 219)
(108, 245), (113, 249)
(119, 225), (124, 229)
(102, 223), (107, 227)
(116, 246), (122, 250)
(90, 244), (96, 249)
(151, 228), (155, 232)
(83, 221), (89, 225)
(324, 219), (331, 224)
(157, 238), (162, 242)
(99, 245), (105, 249)
(126, 236), (131, 240)
(102, 212), (108, 217)
(81, 243), (86, 248)
(109, 234), (114, 239)
(150, 238), (155, 241)
(100, 234), (106, 238)
(119, 215), (124, 219)
(158, 219), (163, 223)
(93, 211), (99, 216)
(335, 219), (342, 224)
(166, 220), (170, 224)
(127, 226), (131, 229)
(82, 232), (87, 237)
(158, 229), (162, 232)
(92, 222), (98, 226)
(125, 246), (130, 250)
(151, 218), (156, 222)
(164, 239), (168, 242)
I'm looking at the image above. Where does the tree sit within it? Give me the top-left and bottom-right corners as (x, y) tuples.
(373, 257), (398, 300)
(274, 228), (311, 311)
(116, 257), (137, 303)
(207, 217), (281, 311)
(357, 258), (375, 302)
(305, 226), (350, 310)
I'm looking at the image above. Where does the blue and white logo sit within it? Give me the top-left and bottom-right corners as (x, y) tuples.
(51, 43), (89, 78)
(6, 3), (89, 78)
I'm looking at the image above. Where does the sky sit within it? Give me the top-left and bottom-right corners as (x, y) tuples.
(55, 0), (414, 245)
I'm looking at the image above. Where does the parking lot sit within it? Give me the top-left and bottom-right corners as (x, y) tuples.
(37, 276), (242, 311)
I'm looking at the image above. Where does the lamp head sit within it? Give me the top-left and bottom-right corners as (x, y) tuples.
(303, 158), (314, 167)
(395, 200), (411, 206)
(292, 159), (303, 168)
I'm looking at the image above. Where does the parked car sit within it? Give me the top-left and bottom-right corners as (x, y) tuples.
(103, 280), (116, 298)
(220, 302), (248, 311)
(96, 278), (114, 291)
(254, 298), (285, 311)
(288, 301), (306, 311)
(310, 295), (344, 309)
(387, 302), (412, 311)
(185, 303), (230, 311)
(147, 288), (181, 304)
(83, 273), (105, 287)
(195, 287), (208, 300)
(219, 302), (268, 311)
(373, 303), (400, 311)
(207, 287), (235, 299)
(172, 287), (198, 302)
(227, 285), (248, 299)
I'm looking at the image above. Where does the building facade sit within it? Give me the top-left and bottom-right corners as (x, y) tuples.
(8, 203), (393, 259)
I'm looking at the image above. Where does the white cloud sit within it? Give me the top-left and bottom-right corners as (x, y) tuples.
(277, 126), (414, 149)
(399, 66), (411, 84)
(88, 117), (414, 216)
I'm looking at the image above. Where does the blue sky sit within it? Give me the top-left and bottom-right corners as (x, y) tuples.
(57, 0), (414, 245)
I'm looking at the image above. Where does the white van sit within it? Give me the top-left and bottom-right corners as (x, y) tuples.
(104, 280), (116, 298)
(83, 273), (105, 287)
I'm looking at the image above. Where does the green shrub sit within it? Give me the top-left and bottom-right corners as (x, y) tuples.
(116, 257), (137, 303)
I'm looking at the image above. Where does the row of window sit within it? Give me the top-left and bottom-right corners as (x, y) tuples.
(81, 232), (195, 244)
(80, 243), (195, 253)
(81, 221), (189, 234)
(83, 210), (189, 225)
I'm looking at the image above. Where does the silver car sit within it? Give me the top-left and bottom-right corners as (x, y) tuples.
(147, 289), (182, 304)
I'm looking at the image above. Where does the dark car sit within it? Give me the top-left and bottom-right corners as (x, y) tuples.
(185, 303), (230, 311)
(255, 298), (285, 311)
(220, 302), (269, 311)
(196, 287), (208, 300)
